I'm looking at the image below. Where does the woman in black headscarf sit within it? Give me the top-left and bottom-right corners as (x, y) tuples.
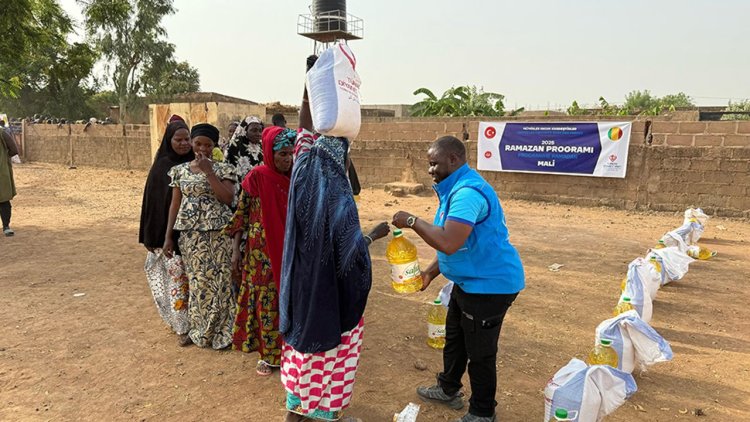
(139, 118), (194, 340)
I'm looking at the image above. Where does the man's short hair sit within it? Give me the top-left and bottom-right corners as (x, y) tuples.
(433, 135), (466, 160)
(272, 113), (286, 126)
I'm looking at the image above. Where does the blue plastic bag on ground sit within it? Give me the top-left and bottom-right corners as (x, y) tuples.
(595, 310), (673, 373)
(544, 358), (637, 422)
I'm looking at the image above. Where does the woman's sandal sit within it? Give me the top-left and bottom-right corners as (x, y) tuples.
(256, 360), (273, 376)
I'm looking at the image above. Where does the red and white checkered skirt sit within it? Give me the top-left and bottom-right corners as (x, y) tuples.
(281, 318), (364, 414)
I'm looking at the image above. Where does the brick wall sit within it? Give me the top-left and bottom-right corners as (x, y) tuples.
(23, 123), (152, 170)
(351, 118), (750, 217)
(20, 117), (750, 216)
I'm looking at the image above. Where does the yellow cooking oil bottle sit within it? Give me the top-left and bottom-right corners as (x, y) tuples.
(386, 229), (422, 293)
(688, 245), (716, 260)
(426, 298), (447, 349)
(649, 256), (662, 275)
(654, 239), (666, 249)
(613, 296), (635, 316)
(587, 338), (619, 368)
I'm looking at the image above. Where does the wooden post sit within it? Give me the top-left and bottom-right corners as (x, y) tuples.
(68, 123), (75, 169)
(20, 119), (26, 158)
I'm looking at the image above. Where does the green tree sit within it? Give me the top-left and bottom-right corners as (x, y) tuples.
(566, 100), (588, 116)
(721, 100), (750, 121)
(659, 92), (693, 109)
(142, 60), (200, 104)
(0, 0), (74, 99)
(624, 90), (660, 112)
(411, 85), (522, 117)
(0, 1), (98, 118)
(80, 0), (195, 122)
(623, 90), (694, 115)
(569, 91), (695, 117)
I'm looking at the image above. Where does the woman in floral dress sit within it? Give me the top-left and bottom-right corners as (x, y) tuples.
(226, 116), (263, 186)
(164, 123), (236, 349)
(224, 126), (296, 375)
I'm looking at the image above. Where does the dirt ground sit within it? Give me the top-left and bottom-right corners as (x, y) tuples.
(1, 162), (749, 422)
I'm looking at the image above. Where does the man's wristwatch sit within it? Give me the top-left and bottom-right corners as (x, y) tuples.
(406, 216), (417, 228)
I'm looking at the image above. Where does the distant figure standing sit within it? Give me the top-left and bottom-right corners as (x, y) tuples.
(0, 119), (19, 236)
(272, 113), (287, 128)
(226, 116), (264, 184)
(220, 121), (239, 156)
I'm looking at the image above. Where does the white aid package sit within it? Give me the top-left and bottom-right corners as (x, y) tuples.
(647, 247), (694, 285)
(662, 220), (704, 250)
(306, 43), (362, 139)
(438, 281), (454, 308)
(622, 258), (661, 323)
(660, 229), (689, 253)
(594, 310), (674, 373)
(683, 207), (708, 244)
(684, 207), (709, 226)
(544, 358), (637, 422)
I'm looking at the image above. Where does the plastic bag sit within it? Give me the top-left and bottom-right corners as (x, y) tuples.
(438, 281), (453, 308)
(544, 358), (637, 422)
(660, 230), (689, 253)
(144, 250), (190, 334)
(594, 310), (673, 373)
(393, 402), (420, 422)
(684, 207), (709, 226)
(648, 247), (694, 285)
(306, 43), (361, 139)
(622, 258), (659, 323)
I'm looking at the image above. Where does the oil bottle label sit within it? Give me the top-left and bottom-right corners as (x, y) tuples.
(428, 323), (446, 339)
(390, 260), (421, 284)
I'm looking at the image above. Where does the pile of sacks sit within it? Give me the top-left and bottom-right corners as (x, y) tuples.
(544, 208), (715, 421)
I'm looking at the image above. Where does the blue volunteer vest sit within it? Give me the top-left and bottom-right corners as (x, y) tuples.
(433, 164), (525, 294)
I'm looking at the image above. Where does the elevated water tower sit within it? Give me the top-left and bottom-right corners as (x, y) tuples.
(298, 0), (364, 53)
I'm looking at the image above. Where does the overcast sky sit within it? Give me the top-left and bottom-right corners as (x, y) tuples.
(59, 0), (750, 110)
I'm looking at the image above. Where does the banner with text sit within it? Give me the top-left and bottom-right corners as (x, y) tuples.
(477, 122), (631, 178)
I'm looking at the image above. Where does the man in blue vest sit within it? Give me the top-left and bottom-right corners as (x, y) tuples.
(392, 135), (524, 422)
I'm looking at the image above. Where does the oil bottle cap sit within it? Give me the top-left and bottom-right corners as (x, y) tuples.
(393, 229), (403, 237)
(658, 240), (665, 245)
(622, 296), (631, 303)
(600, 338), (613, 346)
(554, 408), (569, 419)
(433, 298), (442, 305)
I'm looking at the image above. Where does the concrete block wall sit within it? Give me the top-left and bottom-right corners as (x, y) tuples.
(23, 123), (152, 170)
(350, 118), (750, 217)
(21, 117), (750, 216)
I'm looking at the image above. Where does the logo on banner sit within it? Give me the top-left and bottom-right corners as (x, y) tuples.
(484, 151), (493, 158)
(484, 126), (497, 139)
(603, 154), (623, 173)
(608, 127), (623, 141)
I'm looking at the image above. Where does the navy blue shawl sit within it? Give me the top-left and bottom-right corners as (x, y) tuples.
(279, 136), (372, 353)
